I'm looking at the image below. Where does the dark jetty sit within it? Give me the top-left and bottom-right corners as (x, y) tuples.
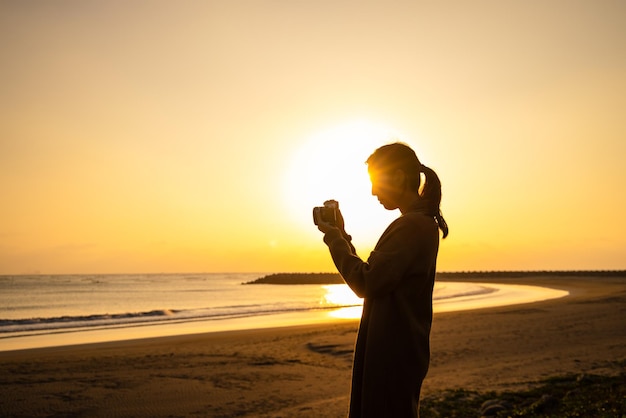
(243, 273), (344, 285)
(244, 270), (626, 285)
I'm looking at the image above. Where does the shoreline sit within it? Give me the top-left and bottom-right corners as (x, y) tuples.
(1, 275), (625, 417)
(0, 279), (568, 353)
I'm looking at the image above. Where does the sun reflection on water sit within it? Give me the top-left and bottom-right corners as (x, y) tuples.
(321, 284), (363, 319)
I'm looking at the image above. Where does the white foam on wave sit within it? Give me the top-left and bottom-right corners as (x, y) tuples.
(327, 282), (568, 319)
(434, 283), (569, 313)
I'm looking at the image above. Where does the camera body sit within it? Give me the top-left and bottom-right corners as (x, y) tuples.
(313, 200), (339, 226)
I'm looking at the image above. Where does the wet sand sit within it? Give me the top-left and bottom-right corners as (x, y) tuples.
(1, 275), (625, 417)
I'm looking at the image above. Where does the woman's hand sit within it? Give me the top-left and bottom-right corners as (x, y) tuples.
(324, 200), (345, 231)
(316, 219), (339, 234)
(317, 200), (348, 236)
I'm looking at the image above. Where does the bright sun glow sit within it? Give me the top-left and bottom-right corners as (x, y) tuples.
(322, 284), (364, 319)
(284, 119), (403, 244)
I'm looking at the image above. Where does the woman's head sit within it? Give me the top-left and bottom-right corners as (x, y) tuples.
(366, 142), (449, 238)
(366, 142), (422, 191)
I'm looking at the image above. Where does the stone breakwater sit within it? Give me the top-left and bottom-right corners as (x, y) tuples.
(244, 270), (626, 285)
(243, 273), (344, 285)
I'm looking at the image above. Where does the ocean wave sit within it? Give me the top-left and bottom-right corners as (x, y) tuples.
(0, 277), (502, 339)
(0, 302), (358, 336)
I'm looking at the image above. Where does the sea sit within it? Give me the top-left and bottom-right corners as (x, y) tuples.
(0, 273), (567, 351)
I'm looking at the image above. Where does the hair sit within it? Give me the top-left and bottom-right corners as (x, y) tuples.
(366, 142), (449, 238)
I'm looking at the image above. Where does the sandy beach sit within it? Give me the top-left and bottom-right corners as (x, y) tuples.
(1, 274), (624, 417)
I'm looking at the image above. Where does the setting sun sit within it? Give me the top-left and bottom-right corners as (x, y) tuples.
(283, 120), (404, 245)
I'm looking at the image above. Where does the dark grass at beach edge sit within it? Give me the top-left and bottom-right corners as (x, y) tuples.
(244, 271), (626, 285)
(420, 367), (626, 418)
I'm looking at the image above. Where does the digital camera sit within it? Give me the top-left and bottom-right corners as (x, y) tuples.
(312, 200), (339, 226)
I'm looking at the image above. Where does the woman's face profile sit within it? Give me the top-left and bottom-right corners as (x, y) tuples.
(368, 168), (404, 211)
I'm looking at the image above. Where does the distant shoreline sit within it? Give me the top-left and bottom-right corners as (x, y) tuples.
(244, 270), (626, 285)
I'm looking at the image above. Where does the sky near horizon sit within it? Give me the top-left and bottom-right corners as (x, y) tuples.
(1, 0), (625, 274)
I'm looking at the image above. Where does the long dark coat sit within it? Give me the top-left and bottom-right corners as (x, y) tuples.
(323, 201), (440, 418)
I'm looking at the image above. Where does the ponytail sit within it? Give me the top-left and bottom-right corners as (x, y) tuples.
(421, 165), (449, 239)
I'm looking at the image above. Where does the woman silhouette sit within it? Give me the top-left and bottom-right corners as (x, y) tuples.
(316, 142), (448, 418)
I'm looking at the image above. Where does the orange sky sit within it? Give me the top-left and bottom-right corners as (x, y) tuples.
(1, 1), (625, 274)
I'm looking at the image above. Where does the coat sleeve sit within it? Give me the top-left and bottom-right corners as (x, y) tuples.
(323, 216), (429, 299)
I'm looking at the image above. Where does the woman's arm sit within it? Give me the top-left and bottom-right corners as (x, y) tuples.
(324, 215), (434, 298)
